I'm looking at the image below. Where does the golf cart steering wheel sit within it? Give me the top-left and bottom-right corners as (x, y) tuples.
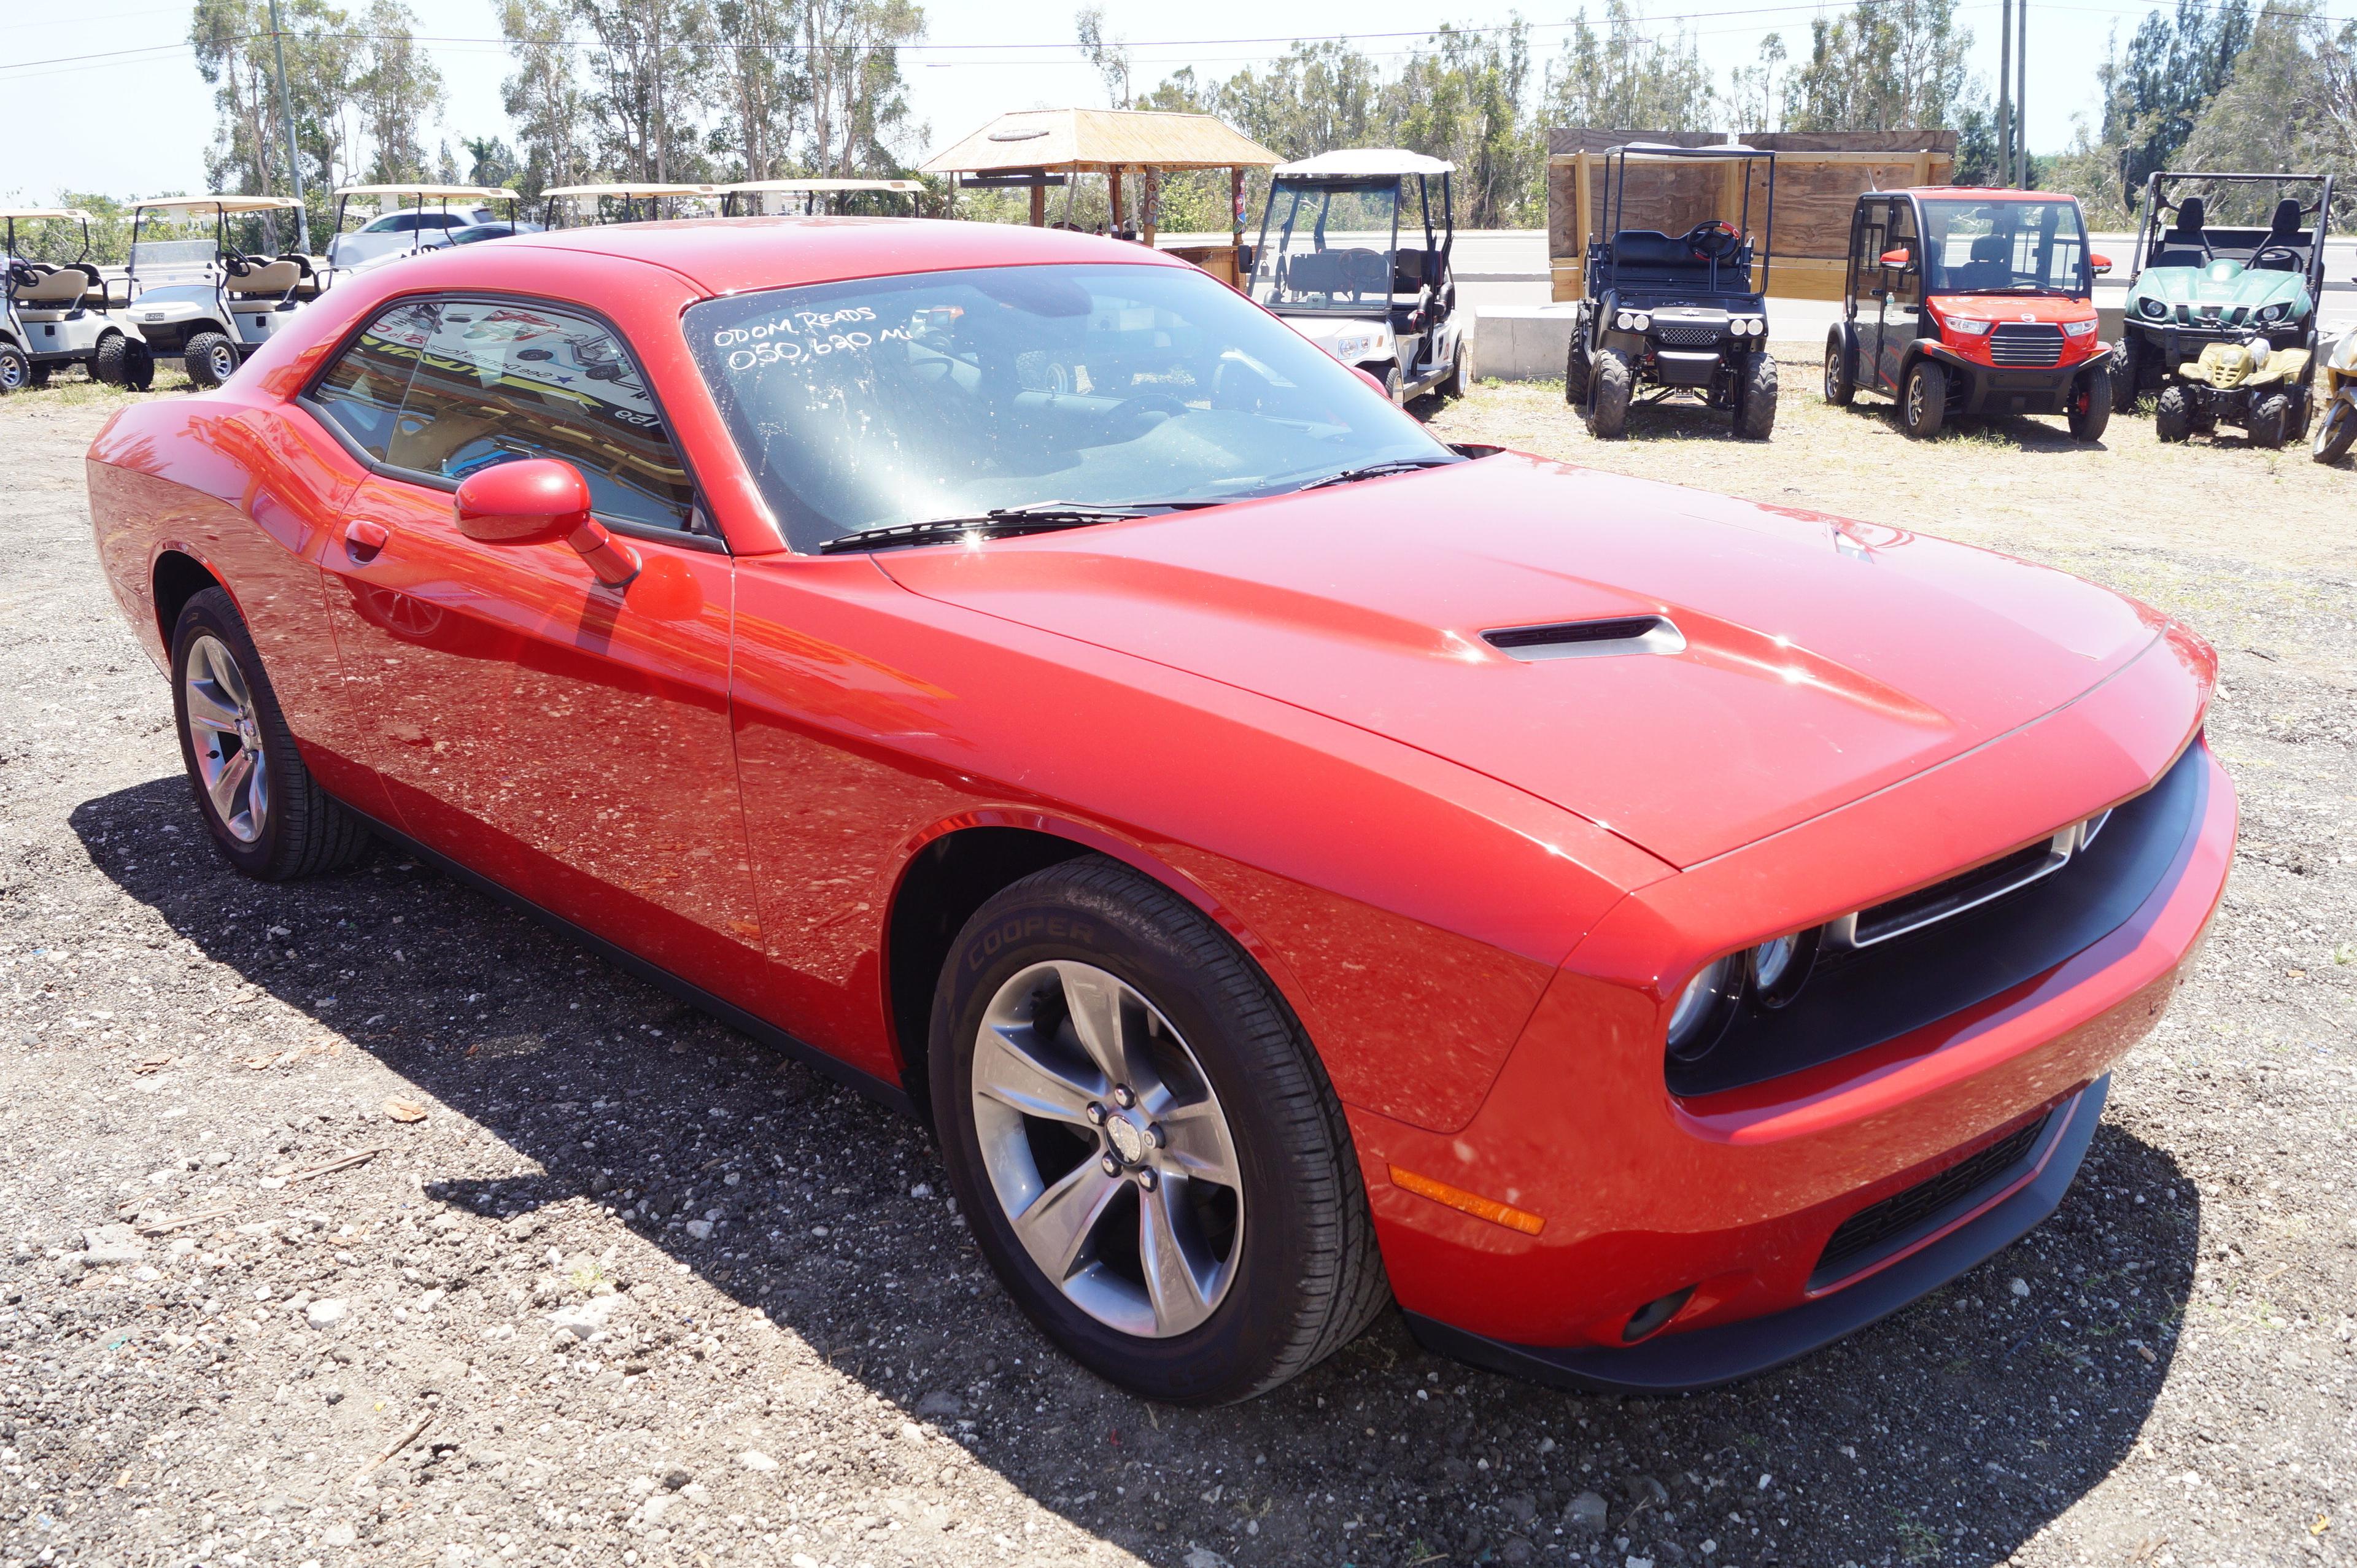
(6, 261), (39, 288)
(1685, 220), (1742, 260)
(2250, 242), (2302, 270)
(222, 253), (257, 278)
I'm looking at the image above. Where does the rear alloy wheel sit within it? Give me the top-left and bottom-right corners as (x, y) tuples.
(2315, 398), (2357, 463)
(1822, 329), (1855, 407)
(2247, 392), (2292, 450)
(932, 857), (1387, 1404)
(171, 587), (372, 880)
(2068, 366), (2113, 442)
(1587, 347), (1634, 439)
(184, 331), (239, 390)
(1734, 350), (1778, 439)
(1900, 359), (1947, 439)
(2153, 385), (2194, 442)
(0, 344), (28, 396)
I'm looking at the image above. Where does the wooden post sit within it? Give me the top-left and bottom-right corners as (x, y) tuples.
(1142, 168), (1159, 247)
(1574, 154), (1593, 299)
(1029, 180), (1045, 227)
(1109, 164), (1124, 236)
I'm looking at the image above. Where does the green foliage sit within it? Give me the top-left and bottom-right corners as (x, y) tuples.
(1539, 1), (1716, 135)
(1786, 0), (1974, 134)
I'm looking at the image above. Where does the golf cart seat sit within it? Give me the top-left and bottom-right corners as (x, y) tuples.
(2151, 196), (2210, 268)
(1283, 249), (1388, 299)
(225, 257), (302, 296)
(11, 265), (92, 307)
(1610, 230), (1697, 268)
(1946, 233), (2013, 292)
(2249, 199), (2310, 269)
(278, 253), (326, 297)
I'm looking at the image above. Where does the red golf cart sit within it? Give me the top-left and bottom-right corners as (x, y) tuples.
(1824, 187), (2115, 440)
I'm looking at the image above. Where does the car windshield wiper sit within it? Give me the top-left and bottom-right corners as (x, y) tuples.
(815, 500), (1218, 555)
(1293, 457), (1460, 493)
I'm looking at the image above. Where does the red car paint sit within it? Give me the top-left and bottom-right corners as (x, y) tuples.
(85, 218), (2232, 1369)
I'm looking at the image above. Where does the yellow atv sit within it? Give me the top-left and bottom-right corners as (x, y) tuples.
(2156, 336), (2313, 448)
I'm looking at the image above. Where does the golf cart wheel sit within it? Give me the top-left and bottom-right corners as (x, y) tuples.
(2111, 336), (2143, 414)
(171, 587), (372, 881)
(2248, 392), (2293, 450)
(184, 331), (239, 390)
(28, 362), (52, 388)
(1441, 337), (1471, 400)
(2153, 385), (2194, 442)
(929, 856), (1388, 1405)
(93, 332), (136, 387)
(1822, 328), (1856, 407)
(1900, 360), (1947, 439)
(2315, 399), (2357, 463)
(1735, 352), (1777, 440)
(1565, 330), (1592, 409)
(0, 344), (28, 395)
(1587, 347), (1634, 439)
(2068, 366), (2113, 442)
(1381, 365), (1404, 404)
(122, 338), (156, 392)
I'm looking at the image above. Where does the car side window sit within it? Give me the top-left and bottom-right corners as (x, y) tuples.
(1886, 203), (1922, 306)
(308, 301), (438, 462)
(1852, 201), (1889, 292)
(385, 296), (699, 535)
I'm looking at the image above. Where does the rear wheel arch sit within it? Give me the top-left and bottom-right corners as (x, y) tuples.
(152, 550), (224, 654)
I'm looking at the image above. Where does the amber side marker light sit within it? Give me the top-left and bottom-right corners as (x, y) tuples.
(1387, 1165), (1545, 1235)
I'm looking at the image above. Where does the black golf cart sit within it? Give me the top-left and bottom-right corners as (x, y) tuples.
(1566, 142), (1777, 439)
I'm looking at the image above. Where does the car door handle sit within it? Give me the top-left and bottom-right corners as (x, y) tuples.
(344, 520), (389, 558)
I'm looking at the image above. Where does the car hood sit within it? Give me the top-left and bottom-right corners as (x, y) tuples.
(1929, 293), (2096, 324)
(2131, 259), (2310, 312)
(877, 454), (2165, 868)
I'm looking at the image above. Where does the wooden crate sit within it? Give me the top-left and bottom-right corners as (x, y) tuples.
(1546, 129), (1957, 301)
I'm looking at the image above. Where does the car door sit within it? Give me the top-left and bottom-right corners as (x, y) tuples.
(1878, 198), (1924, 393)
(306, 293), (767, 995)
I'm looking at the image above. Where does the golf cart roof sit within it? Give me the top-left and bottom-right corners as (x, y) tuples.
(542, 183), (721, 199)
(726, 179), (922, 195)
(1272, 149), (1454, 179)
(924, 108), (1278, 176)
(133, 195), (304, 215)
(0, 206), (94, 223)
(1902, 186), (2078, 203)
(1613, 142), (1770, 158)
(334, 184), (511, 201)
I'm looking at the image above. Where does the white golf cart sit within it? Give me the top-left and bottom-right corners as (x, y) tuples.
(540, 183), (726, 228)
(722, 179), (924, 217)
(122, 195), (318, 389)
(325, 184), (530, 273)
(1247, 149), (1469, 402)
(1, 206), (152, 392)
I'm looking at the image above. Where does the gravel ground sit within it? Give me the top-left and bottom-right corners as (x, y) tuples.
(2, 365), (2353, 1568)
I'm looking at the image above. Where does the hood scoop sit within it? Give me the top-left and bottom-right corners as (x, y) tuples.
(1482, 614), (1686, 662)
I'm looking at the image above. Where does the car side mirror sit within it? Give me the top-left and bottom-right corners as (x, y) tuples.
(453, 458), (640, 587)
(2089, 253), (2113, 275)
(1879, 247), (1914, 273)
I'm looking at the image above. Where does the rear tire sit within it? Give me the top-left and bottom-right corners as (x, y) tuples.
(27, 362), (53, 388)
(929, 856), (1388, 1404)
(1587, 347), (1633, 439)
(2315, 397), (2357, 463)
(2154, 385), (2193, 442)
(170, 587), (371, 881)
(1822, 328), (1855, 407)
(1564, 326), (1592, 409)
(2111, 335), (2144, 414)
(1734, 351), (1777, 439)
(1900, 359), (1947, 439)
(2068, 366), (2112, 442)
(0, 345), (28, 395)
(184, 331), (238, 390)
(93, 332), (134, 387)
(2247, 392), (2291, 450)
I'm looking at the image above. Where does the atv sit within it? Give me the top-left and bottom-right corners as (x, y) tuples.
(1247, 150), (1469, 403)
(122, 195), (320, 389)
(1565, 142), (1777, 440)
(2113, 170), (2334, 448)
(1, 206), (152, 392)
(2317, 312), (2356, 464)
(1824, 187), (2115, 441)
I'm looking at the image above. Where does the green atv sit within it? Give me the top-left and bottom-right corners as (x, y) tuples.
(2113, 171), (2334, 448)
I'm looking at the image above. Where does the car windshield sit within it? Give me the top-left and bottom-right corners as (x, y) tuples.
(1920, 199), (2088, 294)
(1249, 180), (1401, 314)
(686, 261), (1452, 553)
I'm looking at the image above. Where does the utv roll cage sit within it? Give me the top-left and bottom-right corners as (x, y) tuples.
(1587, 142), (1776, 301)
(2134, 171), (2334, 301)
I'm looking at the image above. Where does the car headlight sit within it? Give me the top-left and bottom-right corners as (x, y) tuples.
(1664, 954), (1744, 1062)
(1749, 929), (1818, 1008)
(2138, 298), (2167, 320)
(1944, 315), (1992, 336)
(1615, 311), (1635, 330)
(1631, 312), (1651, 332)
(2255, 303), (2288, 324)
(2062, 317), (2098, 338)
(1333, 333), (1383, 361)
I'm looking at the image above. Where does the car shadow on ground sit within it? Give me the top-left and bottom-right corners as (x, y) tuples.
(1822, 399), (2114, 454)
(74, 774), (2199, 1568)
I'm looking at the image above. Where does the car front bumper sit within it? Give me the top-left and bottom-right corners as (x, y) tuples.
(1922, 343), (2110, 417)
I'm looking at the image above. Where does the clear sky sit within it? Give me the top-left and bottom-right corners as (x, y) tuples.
(0, 0), (2220, 206)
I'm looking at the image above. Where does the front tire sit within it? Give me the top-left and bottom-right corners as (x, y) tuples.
(183, 331), (238, 390)
(1587, 346), (1634, 439)
(93, 332), (135, 387)
(2112, 334), (2144, 414)
(2069, 366), (2112, 441)
(1735, 350), (1777, 439)
(1564, 325), (1592, 409)
(1440, 335), (1470, 399)
(170, 587), (371, 881)
(1900, 359), (1947, 439)
(0, 344), (28, 395)
(929, 857), (1387, 1404)
(1822, 328), (1856, 407)
(2248, 391), (2292, 449)
(2154, 384), (2194, 442)
(2315, 396), (2357, 463)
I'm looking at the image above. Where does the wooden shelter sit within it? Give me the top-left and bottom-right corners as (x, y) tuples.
(921, 108), (1279, 286)
(1548, 129), (1958, 301)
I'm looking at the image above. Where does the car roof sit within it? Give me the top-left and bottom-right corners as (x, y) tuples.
(482, 215), (1190, 296)
(1897, 186), (2079, 203)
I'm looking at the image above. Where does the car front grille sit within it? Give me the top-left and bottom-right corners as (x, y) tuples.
(1989, 323), (2064, 367)
(1812, 1113), (2051, 1286)
(1654, 325), (1723, 348)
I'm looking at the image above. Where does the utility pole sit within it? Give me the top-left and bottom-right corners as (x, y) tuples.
(1997, 0), (2012, 186)
(2015, 0), (2029, 187)
(267, 0), (311, 251)
(651, 2), (667, 182)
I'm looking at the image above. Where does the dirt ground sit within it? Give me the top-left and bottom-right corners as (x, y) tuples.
(2, 357), (2353, 1568)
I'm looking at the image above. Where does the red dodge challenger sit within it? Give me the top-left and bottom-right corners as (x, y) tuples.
(85, 218), (2232, 1404)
